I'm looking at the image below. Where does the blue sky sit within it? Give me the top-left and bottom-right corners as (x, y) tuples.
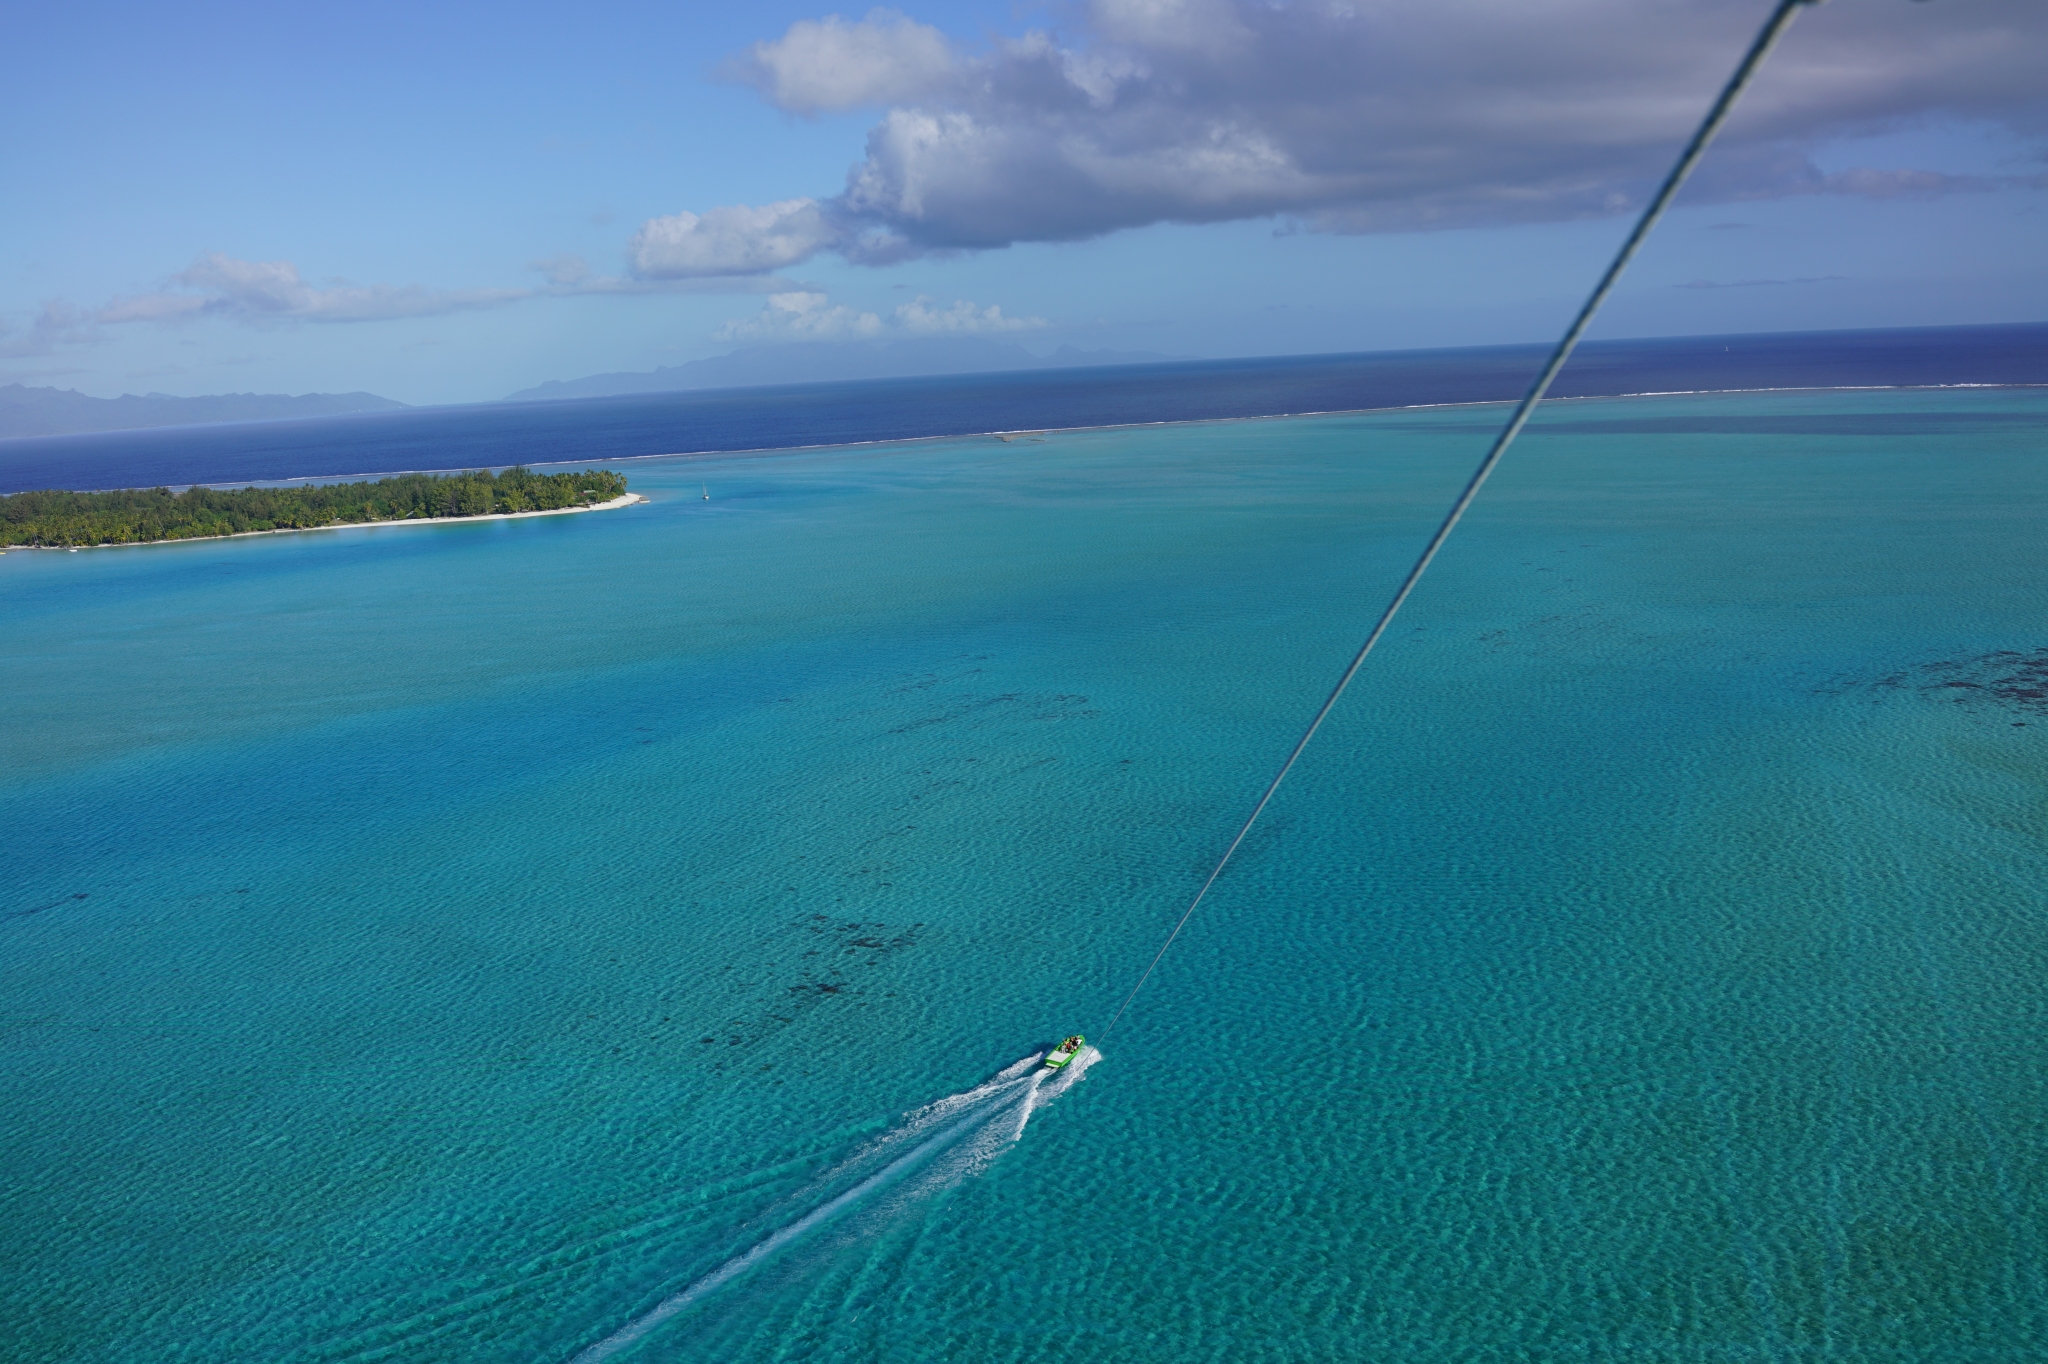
(4, 0), (2044, 405)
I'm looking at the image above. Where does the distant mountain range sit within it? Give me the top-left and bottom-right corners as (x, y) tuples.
(1, 341), (1189, 439)
(0, 385), (408, 440)
(503, 338), (1189, 403)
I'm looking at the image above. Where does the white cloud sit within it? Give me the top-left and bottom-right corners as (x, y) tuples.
(635, 0), (2048, 274)
(713, 291), (1044, 343)
(1675, 275), (1847, 291)
(530, 253), (811, 295)
(1088, 0), (1250, 57)
(99, 253), (524, 325)
(893, 295), (1045, 333)
(5, 249), (818, 357)
(532, 254), (595, 288)
(629, 200), (842, 278)
(1815, 165), (2048, 200)
(713, 291), (885, 342)
(724, 9), (959, 115)
(0, 302), (102, 359)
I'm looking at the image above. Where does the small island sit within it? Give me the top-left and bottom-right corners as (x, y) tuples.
(0, 466), (631, 548)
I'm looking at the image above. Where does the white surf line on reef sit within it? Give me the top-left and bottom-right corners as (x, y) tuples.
(567, 1050), (1096, 1362)
(505, 381), (2048, 475)
(39, 379), (2030, 497)
(31, 493), (647, 552)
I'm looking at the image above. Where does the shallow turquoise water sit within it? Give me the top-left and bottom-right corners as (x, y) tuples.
(4, 388), (2047, 1362)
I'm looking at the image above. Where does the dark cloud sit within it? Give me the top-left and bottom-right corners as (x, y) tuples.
(635, 0), (2048, 277)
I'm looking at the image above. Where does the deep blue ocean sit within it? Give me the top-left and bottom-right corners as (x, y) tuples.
(4, 339), (2047, 1361)
(2, 322), (2042, 494)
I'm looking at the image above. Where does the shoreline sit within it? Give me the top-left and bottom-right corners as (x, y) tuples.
(6, 492), (647, 554)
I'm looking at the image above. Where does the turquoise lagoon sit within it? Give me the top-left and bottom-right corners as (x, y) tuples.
(4, 387), (2047, 1361)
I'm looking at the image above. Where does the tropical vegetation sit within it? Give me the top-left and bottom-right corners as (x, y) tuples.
(0, 466), (629, 547)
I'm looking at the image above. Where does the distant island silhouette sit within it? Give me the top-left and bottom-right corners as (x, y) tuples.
(0, 384), (407, 440)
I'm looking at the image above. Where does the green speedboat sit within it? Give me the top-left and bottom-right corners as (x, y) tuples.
(1044, 1035), (1085, 1069)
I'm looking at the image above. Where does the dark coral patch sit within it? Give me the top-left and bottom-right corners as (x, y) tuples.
(1820, 647), (2048, 717)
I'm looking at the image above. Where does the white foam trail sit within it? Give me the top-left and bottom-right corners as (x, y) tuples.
(895, 1045), (1100, 1194)
(568, 1115), (982, 1362)
(567, 1051), (1078, 1362)
(933, 1070), (1047, 1185)
(1032, 1044), (1100, 1110)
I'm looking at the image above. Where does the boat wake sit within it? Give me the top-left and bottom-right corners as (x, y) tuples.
(567, 1046), (1099, 1362)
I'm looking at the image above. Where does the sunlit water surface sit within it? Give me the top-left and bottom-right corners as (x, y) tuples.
(4, 388), (2046, 1362)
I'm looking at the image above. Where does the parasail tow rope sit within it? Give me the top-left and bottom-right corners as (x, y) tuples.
(1100, 0), (1828, 1041)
